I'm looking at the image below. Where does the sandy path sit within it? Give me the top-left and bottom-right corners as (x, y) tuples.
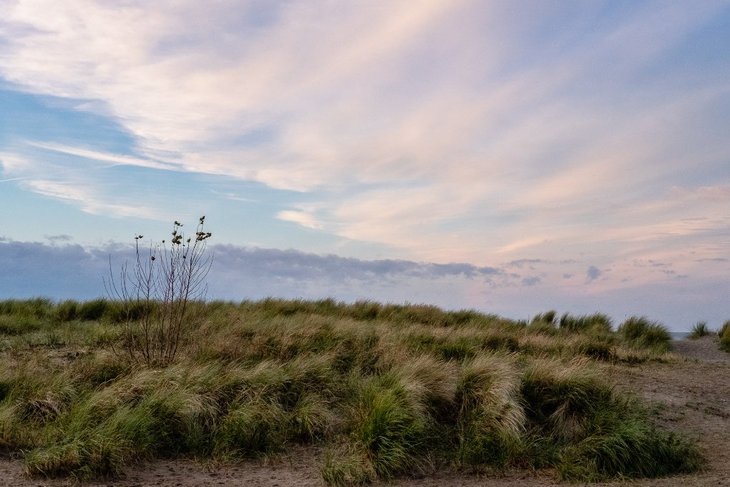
(2, 336), (728, 487)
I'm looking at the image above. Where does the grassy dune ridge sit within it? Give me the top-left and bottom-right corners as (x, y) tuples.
(0, 298), (705, 483)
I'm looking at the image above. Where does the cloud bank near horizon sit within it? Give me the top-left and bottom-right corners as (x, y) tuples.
(1, 238), (727, 331)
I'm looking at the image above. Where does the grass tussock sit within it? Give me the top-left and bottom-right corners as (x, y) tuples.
(0, 298), (703, 484)
(719, 320), (730, 353)
(454, 355), (524, 468)
(618, 316), (672, 354)
(689, 321), (711, 339)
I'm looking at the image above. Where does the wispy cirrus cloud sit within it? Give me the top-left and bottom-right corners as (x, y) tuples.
(0, 149), (165, 219)
(26, 142), (180, 171)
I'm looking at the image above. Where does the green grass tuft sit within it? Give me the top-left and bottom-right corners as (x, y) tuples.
(214, 397), (288, 458)
(618, 316), (671, 353)
(348, 374), (433, 478)
(559, 409), (705, 480)
(719, 320), (730, 353)
(559, 313), (613, 335)
(454, 355), (524, 468)
(689, 321), (711, 339)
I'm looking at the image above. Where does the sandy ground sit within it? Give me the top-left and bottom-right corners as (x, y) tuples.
(2, 336), (728, 487)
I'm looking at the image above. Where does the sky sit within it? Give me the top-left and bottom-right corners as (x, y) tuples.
(0, 0), (729, 331)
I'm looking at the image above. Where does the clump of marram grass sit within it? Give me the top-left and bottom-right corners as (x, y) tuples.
(527, 310), (558, 335)
(559, 313), (613, 335)
(454, 354), (524, 468)
(322, 355), (452, 481)
(689, 321), (711, 339)
(618, 316), (672, 353)
(719, 320), (730, 353)
(558, 410), (704, 481)
(521, 358), (612, 444)
(214, 397), (288, 458)
(0, 298), (54, 319)
(21, 364), (227, 479)
(0, 299), (705, 483)
(521, 358), (704, 480)
(339, 355), (458, 480)
(571, 335), (617, 361)
(346, 375), (433, 479)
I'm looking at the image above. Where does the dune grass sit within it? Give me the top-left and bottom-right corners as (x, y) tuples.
(0, 298), (704, 483)
(719, 320), (730, 353)
(689, 321), (712, 340)
(617, 316), (672, 354)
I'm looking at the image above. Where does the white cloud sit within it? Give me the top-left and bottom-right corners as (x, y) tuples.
(0, 0), (728, 290)
(23, 178), (161, 219)
(0, 150), (165, 219)
(26, 142), (180, 171)
(277, 209), (323, 230)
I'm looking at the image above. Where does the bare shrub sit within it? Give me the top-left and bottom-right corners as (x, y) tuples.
(106, 216), (212, 366)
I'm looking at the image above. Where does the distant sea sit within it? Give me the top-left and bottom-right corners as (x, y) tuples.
(670, 332), (690, 341)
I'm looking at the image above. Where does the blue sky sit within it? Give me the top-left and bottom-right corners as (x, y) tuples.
(1, 1), (729, 330)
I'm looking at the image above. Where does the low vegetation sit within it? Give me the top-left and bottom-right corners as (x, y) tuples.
(720, 320), (730, 353)
(689, 321), (711, 339)
(0, 298), (705, 484)
(617, 316), (672, 354)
